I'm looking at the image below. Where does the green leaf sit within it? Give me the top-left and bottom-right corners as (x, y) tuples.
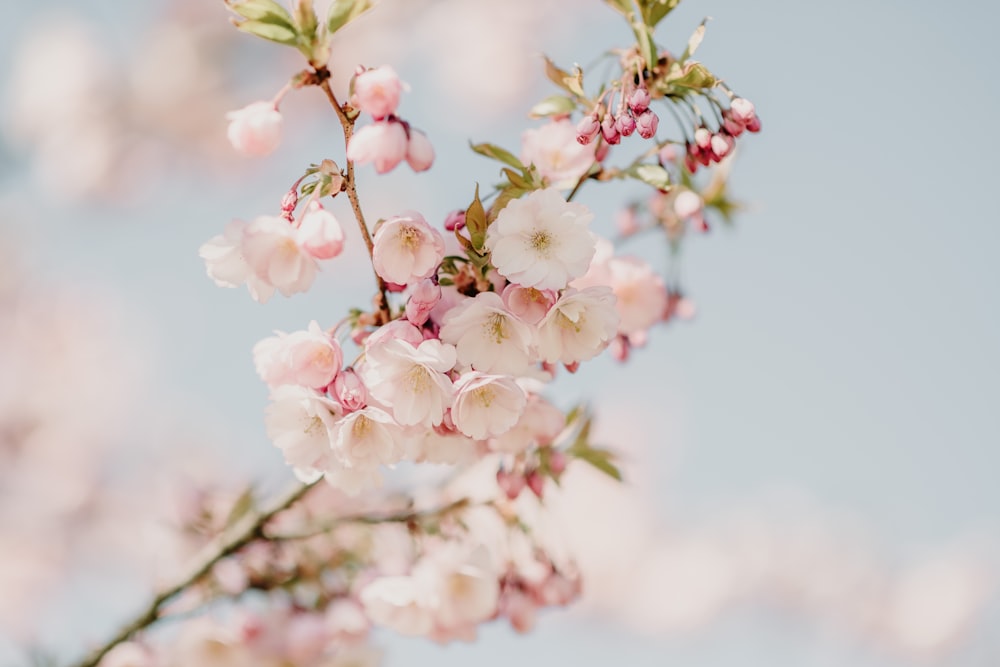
(227, 0), (295, 27)
(235, 19), (299, 45)
(628, 163), (672, 190)
(470, 142), (525, 171)
(465, 185), (488, 252)
(668, 61), (718, 90)
(603, 0), (633, 17)
(680, 18), (709, 62)
(640, 0), (682, 28)
(293, 0), (319, 40)
(633, 22), (658, 71)
(327, 0), (374, 34)
(542, 56), (586, 98)
(529, 94), (577, 119)
(574, 446), (624, 481)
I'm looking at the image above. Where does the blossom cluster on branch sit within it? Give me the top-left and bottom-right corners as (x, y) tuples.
(71, 0), (760, 665)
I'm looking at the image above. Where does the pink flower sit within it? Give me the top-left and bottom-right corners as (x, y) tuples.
(199, 219), (255, 291)
(353, 66), (403, 119)
(501, 284), (556, 325)
(226, 101), (282, 157)
(490, 393), (565, 454)
(439, 291), (537, 375)
(372, 212), (445, 286)
(333, 368), (367, 411)
(361, 338), (456, 428)
(327, 407), (405, 494)
(451, 371), (527, 440)
(253, 321), (343, 390)
(296, 203), (344, 260)
(536, 286), (619, 364)
(347, 121), (408, 173)
(242, 215), (318, 298)
(406, 128), (435, 172)
(521, 119), (596, 188)
(264, 386), (342, 482)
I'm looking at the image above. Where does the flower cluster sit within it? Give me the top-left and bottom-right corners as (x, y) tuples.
(347, 66), (434, 173)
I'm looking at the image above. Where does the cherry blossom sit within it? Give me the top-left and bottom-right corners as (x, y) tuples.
(536, 286), (619, 364)
(521, 119), (596, 188)
(361, 338), (457, 428)
(353, 66), (403, 119)
(439, 291), (537, 375)
(226, 101), (283, 157)
(451, 372), (527, 440)
(372, 212), (445, 286)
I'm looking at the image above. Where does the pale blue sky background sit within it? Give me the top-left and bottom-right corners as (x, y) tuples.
(2, 0), (999, 665)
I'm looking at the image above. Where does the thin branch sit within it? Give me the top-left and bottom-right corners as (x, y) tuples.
(68, 481), (318, 667)
(315, 72), (391, 324)
(265, 497), (474, 541)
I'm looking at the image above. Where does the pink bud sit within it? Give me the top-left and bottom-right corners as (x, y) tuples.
(353, 66), (403, 119)
(615, 112), (636, 137)
(600, 114), (621, 145)
(635, 109), (659, 139)
(692, 214), (709, 233)
(694, 126), (712, 150)
(722, 111), (745, 137)
(405, 278), (441, 326)
(658, 143), (679, 164)
(548, 450), (567, 476)
(297, 203), (345, 259)
(629, 87), (651, 114)
(729, 97), (756, 124)
(406, 128), (435, 172)
(615, 207), (640, 236)
(564, 361), (580, 373)
(575, 113), (600, 145)
(684, 152), (698, 174)
(443, 209), (466, 231)
(745, 115), (762, 133)
(226, 101), (282, 157)
(502, 284), (556, 325)
(526, 470), (545, 499)
(497, 468), (526, 500)
(710, 132), (735, 159)
(594, 140), (611, 162)
(333, 368), (367, 411)
(609, 334), (629, 362)
(280, 189), (298, 217)
(346, 121), (408, 174)
(673, 189), (703, 219)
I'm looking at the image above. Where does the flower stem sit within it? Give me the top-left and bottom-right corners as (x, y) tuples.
(67, 481), (318, 667)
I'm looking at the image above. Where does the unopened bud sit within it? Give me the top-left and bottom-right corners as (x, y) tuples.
(710, 132), (735, 159)
(629, 87), (651, 114)
(745, 115), (762, 133)
(526, 469), (545, 499)
(694, 126), (712, 150)
(722, 111), (745, 137)
(497, 469), (526, 500)
(575, 113), (601, 145)
(658, 144), (679, 164)
(443, 209), (466, 231)
(333, 369), (367, 411)
(548, 450), (568, 476)
(729, 97), (756, 124)
(615, 113), (636, 137)
(601, 113), (621, 145)
(635, 109), (659, 139)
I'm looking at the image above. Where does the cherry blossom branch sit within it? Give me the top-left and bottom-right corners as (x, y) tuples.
(68, 480), (318, 667)
(314, 68), (391, 324)
(263, 497), (474, 541)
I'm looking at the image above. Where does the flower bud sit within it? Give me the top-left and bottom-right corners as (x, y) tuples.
(548, 450), (568, 476)
(443, 209), (466, 231)
(722, 110), (745, 137)
(635, 109), (659, 139)
(575, 113), (601, 145)
(405, 278), (441, 326)
(297, 203), (345, 259)
(694, 126), (712, 150)
(658, 143), (679, 164)
(673, 190), (703, 219)
(710, 132), (735, 160)
(629, 87), (651, 114)
(226, 101), (282, 157)
(497, 468), (526, 500)
(729, 97), (756, 124)
(526, 469), (545, 498)
(745, 115), (762, 133)
(609, 334), (629, 362)
(353, 66), (403, 119)
(600, 113), (621, 145)
(347, 121), (408, 174)
(615, 112), (636, 137)
(333, 368), (367, 411)
(405, 128), (435, 172)
(615, 207), (640, 237)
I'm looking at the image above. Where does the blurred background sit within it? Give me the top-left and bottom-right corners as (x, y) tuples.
(1, 0), (998, 665)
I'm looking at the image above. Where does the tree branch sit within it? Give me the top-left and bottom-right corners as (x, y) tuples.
(68, 480), (318, 667)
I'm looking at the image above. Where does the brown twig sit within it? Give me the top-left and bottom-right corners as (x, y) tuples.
(68, 481), (317, 667)
(315, 71), (391, 324)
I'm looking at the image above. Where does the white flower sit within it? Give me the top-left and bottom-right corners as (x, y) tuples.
(264, 386), (342, 482)
(439, 291), (536, 375)
(361, 338), (456, 428)
(372, 212), (445, 286)
(536, 286), (619, 364)
(414, 544), (500, 632)
(520, 119), (595, 188)
(490, 393), (565, 454)
(199, 220), (276, 303)
(325, 407), (404, 495)
(485, 188), (596, 291)
(242, 215), (318, 298)
(451, 372), (527, 440)
(360, 576), (436, 637)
